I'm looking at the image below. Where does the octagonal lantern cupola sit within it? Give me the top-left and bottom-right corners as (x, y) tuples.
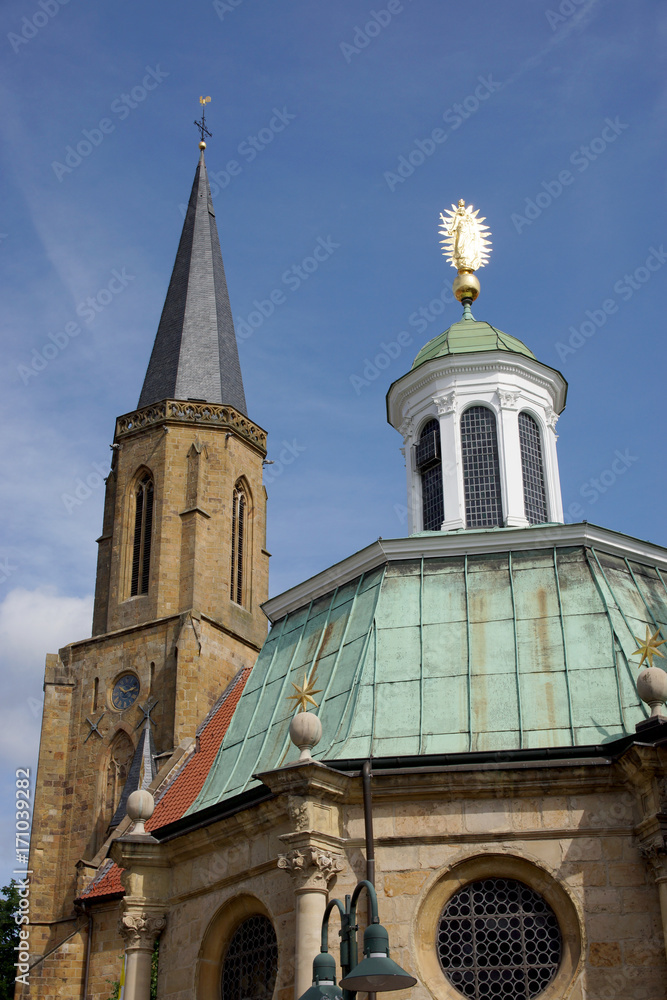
(386, 200), (567, 535)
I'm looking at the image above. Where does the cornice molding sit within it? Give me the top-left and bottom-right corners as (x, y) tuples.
(115, 399), (267, 455)
(387, 353), (567, 429)
(262, 523), (667, 622)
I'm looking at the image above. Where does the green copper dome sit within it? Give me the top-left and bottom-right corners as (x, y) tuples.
(412, 318), (536, 370)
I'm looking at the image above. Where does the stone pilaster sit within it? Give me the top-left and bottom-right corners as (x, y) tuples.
(640, 842), (667, 964)
(278, 847), (344, 1000)
(118, 908), (167, 1000)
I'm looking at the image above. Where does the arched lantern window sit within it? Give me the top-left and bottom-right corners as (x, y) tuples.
(518, 412), (548, 525)
(415, 420), (445, 531)
(460, 407), (503, 528)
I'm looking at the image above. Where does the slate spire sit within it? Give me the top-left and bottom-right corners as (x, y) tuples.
(109, 718), (158, 830)
(138, 149), (247, 414)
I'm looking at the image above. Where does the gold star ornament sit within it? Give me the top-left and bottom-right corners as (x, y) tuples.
(632, 626), (666, 669)
(287, 670), (322, 713)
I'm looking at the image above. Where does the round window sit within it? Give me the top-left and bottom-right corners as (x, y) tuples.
(220, 914), (278, 1000)
(437, 877), (561, 999)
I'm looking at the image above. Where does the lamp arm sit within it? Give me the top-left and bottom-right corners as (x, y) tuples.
(349, 879), (379, 927)
(320, 897), (347, 954)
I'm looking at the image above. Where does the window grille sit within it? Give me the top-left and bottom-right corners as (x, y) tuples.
(230, 483), (247, 605)
(518, 413), (548, 525)
(416, 420), (444, 531)
(220, 914), (278, 1000)
(460, 407), (503, 528)
(130, 473), (154, 596)
(437, 877), (561, 1000)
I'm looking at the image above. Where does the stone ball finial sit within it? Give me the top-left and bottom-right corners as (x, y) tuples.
(289, 711), (322, 762)
(637, 667), (667, 719)
(127, 789), (155, 835)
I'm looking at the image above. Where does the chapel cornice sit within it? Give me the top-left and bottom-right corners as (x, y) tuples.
(387, 353), (567, 429)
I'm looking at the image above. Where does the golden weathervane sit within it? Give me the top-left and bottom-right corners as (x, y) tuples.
(439, 199), (492, 306)
(287, 670), (322, 713)
(631, 626), (666, 669)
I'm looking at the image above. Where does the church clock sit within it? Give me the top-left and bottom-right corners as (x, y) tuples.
(111, 673), (140, 711)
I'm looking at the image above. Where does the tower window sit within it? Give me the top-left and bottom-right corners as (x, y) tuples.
(461, 406), (504, 528)
(220, 914), (278, 1000)
(230, 482), (248, 605)
(416, 420), (444, 531)
(130, 473), (154, 596)
(519, 412), (548, 525)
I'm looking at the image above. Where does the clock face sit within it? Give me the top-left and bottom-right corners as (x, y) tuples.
(111, 673), (140, 711)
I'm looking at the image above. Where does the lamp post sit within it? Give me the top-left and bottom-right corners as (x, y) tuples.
(297, 879), (417, 1000)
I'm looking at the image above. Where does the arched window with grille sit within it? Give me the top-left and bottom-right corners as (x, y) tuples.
(460, 406), (504, 528)
(230, 481), (248, 606)
(220, 914), (278, 1000)
(130, 472), (154, 596)
(519, 412), (548, 525)
(416, 419), (444, 531)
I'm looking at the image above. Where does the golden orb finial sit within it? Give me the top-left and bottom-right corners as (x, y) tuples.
(439, 200), (492, 312)
(199, 140), (206, 150)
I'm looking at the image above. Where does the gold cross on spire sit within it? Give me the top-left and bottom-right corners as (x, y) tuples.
(287, 670), (322, 713)
(632, 625), (666, 669)
(194, 96), (212, 145)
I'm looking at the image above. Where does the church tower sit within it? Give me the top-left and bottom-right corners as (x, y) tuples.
(27, 143), (269, 977)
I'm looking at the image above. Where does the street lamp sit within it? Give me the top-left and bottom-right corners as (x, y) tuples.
(298, 879), (417, 1000)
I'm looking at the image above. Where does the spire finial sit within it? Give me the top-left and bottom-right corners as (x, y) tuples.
(195, 95), (212, 150)
(439, 200), (492, 317)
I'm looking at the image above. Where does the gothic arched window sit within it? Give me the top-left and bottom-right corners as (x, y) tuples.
(230, 482), (248, 606)
(130, 472), (154, 596)
(104, 731), (133, 829)
(416, 420), (444, 531)
(460, 406), (504, 528)
(220, 915), (278, 1000)
(519, 412), (548, 525)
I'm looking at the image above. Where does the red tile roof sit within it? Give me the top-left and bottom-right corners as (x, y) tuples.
(81, 667), (250, 902)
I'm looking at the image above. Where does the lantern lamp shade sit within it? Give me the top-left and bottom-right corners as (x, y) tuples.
(339, 924), (417, 993)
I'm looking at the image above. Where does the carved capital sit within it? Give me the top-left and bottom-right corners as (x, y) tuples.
(496, 390), (520, 410)
(432, 392), (456, 416)
(545, 406), (559, 430)
(399, 417), (414, 443)
(277, 847), (344, 890)
(118, 911), (167, 951)
(639, 842), (667, 883)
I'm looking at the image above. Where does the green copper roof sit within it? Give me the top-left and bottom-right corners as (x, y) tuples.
(188, 542), (665, 813)
(411, 318), (536, 369)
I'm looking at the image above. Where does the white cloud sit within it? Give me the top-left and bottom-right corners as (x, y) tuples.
(0, 586), (92, 881)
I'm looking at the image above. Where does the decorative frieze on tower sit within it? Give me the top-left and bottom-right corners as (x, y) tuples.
(387, 201), (567, 535)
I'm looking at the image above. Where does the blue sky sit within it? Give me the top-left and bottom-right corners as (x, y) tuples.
(0, 0), (665, 881)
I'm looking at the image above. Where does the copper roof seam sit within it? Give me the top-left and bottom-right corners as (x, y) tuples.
(552, 546), (576, 744)
(623, 556), (663, 638)
(237, 598), (316, 796)
(274, 585), (340, 768)
(324, 569), (386, 759)
(464, 553), (472, 752)
(508, 551), (524, 750)
(205, 613), (290, 806)
(418, 556), (425, 755)
(585, 547), (631, 732)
